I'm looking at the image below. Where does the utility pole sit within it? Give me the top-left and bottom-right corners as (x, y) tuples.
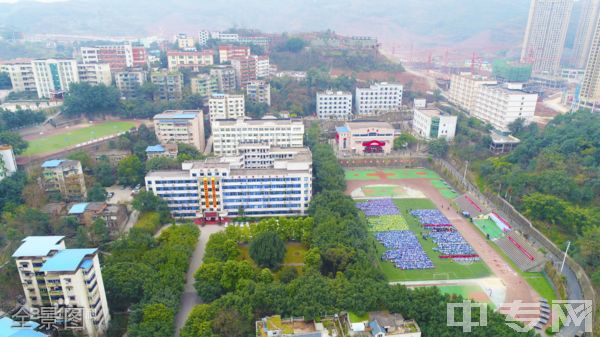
(560, 241), (571, 273)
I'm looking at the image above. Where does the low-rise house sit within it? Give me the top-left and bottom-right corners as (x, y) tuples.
(365, 312), (421, 337)
(41, 202), (68, 218)
(68, 202), (128, 231)
(256, 315), (323, 337)
(95, 149), (131, 166)
(146, 144), (179, 159)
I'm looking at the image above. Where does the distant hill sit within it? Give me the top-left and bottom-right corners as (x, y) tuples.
(0, 0), (531, 57)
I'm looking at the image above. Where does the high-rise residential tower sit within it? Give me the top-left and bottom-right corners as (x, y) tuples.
(520, 0), (574, 74)
(572, 0), (600, 69)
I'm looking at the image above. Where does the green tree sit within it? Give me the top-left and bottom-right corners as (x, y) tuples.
(204, 232), (240, 263)
(0, 131), (27, 154)
(129, 303), (174, 337)
(428, 138), (449, 158)
(0, 72), (11, 89)
(87, 183), (107, 202)
(146, 156), (179, 172)
(117, 155), (144, 186)
(278, 266), (298, 283)
(249, 231), (286, 269)
(63, 83), (121, 117)
(180, 304), (216, 337)
(66, 151), (94, 171)
(278, 38), (307, 53)
(103, 262), (152, 311)
(177, 143), (205, 161)
(577, 226), (600, 269)
(393, 133), (418, 150)
(95, 156), (116, 186)
(211, 308), (252, 337)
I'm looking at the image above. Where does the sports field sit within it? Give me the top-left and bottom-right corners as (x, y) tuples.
(437, 285), (493, 304)
(373, 199), (491, 281)
(22, 121), (136, 156)
(345, 168), (440, 181)
(473, 218), (505, 240)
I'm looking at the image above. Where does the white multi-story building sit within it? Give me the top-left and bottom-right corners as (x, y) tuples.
(150, 70), (183, 101)
(31, 59), (79, 98)
(76, 63), (112, 86)
(153, 110), (205, 151)
(580, 7), (600, 106)
(0, 62), (37, 92)
(246, 80), (271, 105)
(145, 146), (312, 219)
(211, 32), (240, 42)
(0, 144), (17, 181)
(4, 59), (112, 98)
(254, 55), (270, 79)
(115, 70), (147, 99)
(176, 33), (196, 50)
(412, 108), (457, 140)
(572, 0), (600, 69)
(520, 0), (574, 74)
(355, 82), (403, 116)
(335, 121), (395, 155)
(210, 65), (237, 93)
(167, 50), (213, 72)
(42, 159), (87, 201)
(198, 30), (210, 46)
(12, 236), (110, 336)
(80, 43), (147, 71)
(316, 90), (353, 120)
(212, 118), (304, 156)
(208, 94), (245, 123)
(448, 73), (498, 112)
(218, 45), (251, 63)
(472, 83), (538, 132)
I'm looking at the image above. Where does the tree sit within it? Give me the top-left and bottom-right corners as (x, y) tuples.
(129, 303), (174, 337)
(89, 217), (110, 246)
(577, 226), (600, 269)
(278, 38), (307, 53)
(117, 155), (144, 186)
(103, 262), (152, 311)
(508, 117), (526, 135)
(428, 138), (449, 158)
(180, 304), (215, 337)
(0, 131), (27, 154)
(146, 157), (179, 172)
(87, 183), (107, 202)
(177, 143), (205, 161)
(393, 133), (418, 150)
(211, 308), (252, 337)
(132, 190), (171, 223)
(95, 157), (116, 186)
(278, 266), (298, 283)
(0, 72), (11, 89)
(249, 231), (286, 269)
(204, 232), (240, 263)
(66, 151), (94, 171)
(245, 99), (269, 119)
(63, 83), (121, 117)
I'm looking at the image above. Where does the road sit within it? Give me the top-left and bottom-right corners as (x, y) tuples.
(174, 225), (225, 337)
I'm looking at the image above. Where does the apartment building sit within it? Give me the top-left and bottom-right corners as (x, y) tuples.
(150, 70), (183, 100)
(412, 108), (457, 140)
(198, 30), (210, 46)
(81, 43), (147, 71)
(68, 202), (128, 230)
(115, 69), (147, 99)
(231, 55), (257, 88)
(42, 159), (87, 201)
(12, 236), (110, 336)
(211, 32), (240, 42)
(355, 82), (403, 116)
(190, 74), (218, 96)
(153, 110), (205, 151)
(210, 65), (237, 93)
(520, 0), (574, 74)
(167, 50), (214, 71)
(448, 73), (497, 112)
(316, 90), (353, 120)
(146, 143), (179, 159)
(580, 6), (600, 106)
(572, 0), (600, 69)
(335, 121), (395, 155)
(246, 80), (271, 105)
(0, 145), (17, 181)
(145, 146), (312, 219)
(208, 94), (245, 123)
(76, 63), (112, 86)
(238, 36), (271, 48)
(218, 44), (251, 63)
(31, 59), (79, 98)
(472, 83), (538, 132)
(0, 61), (37, 92)
(255, 55), (270, 79)
(212, 118), (305, 156)
(176, 33), (196, 49)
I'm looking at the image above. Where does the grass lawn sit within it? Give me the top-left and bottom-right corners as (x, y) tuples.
(372, 199), (491, 282)
(23, 121), (136, 156)
(239, 242), (307, 266)
(348, 312), (370, 323)
(431, 179), (459, 199)
(523, 272), (557, 303)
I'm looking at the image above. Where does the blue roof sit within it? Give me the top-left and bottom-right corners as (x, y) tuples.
(146, 144), (165, 153)
(41, 159), (65, 168)
(12, 236), (65, 258)
(40, 248), (97, 273)
(68, 202), (89, 214)
(336, 126), (349, 133)
(80, 259), (94, 270)
(153, 113), (198, 119)
(0, 317), (45, 337)
(369, 321), (383, 336)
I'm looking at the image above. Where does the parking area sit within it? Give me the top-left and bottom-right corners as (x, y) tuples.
(106, 185), (135, 204)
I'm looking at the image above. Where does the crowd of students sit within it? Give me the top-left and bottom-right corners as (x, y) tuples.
(375, 230), (434, 270)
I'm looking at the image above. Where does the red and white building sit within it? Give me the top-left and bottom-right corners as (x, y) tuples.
(335, 121), (395, 155)
(231, 55), (257, 88)
(218, 45), (251, 63)
(81, 44), (147, 71)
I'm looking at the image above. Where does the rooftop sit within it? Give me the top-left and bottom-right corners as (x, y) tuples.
(336, 126), (350, 133)
(0, 317), (45, 337)
(346, 121), (394, 130)
(68, 202), (89, 214)
(213, 118), (303, 126)
(416, 108), (455, 118)
(12, 236), (65, 258)
(490, 132), (521, 144)
(146, 144), (165, 153)
(40, 248), (97, 273)
(41, 159), (65, 168)
(154, 110), (201, 120)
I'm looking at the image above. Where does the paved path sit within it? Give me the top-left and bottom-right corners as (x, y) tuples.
(174, 225), (225, 337)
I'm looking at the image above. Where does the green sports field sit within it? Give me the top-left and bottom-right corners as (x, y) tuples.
(345, 168), (440, 181)
(23, 121), (136, 156)
(473, 218), (505, 240)
(373, 199), (491, 281)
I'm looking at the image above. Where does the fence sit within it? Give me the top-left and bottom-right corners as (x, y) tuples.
(430, 158), (598, 313)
